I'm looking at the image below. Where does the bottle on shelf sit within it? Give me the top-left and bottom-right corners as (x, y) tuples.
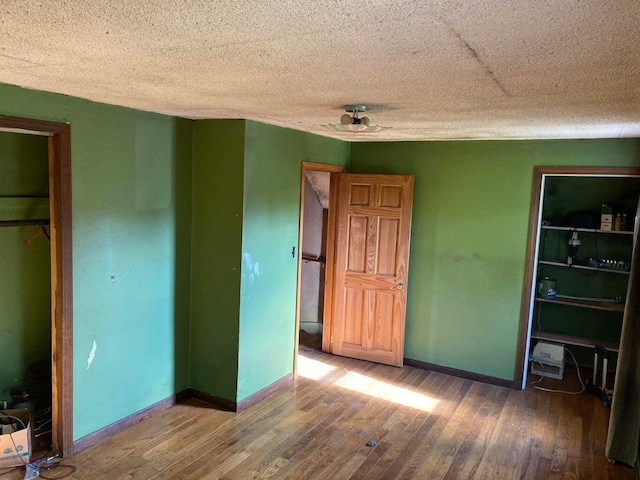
(601, 204), (613, 231)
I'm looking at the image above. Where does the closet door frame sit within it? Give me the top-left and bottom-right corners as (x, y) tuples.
(0, 115), (73, 457)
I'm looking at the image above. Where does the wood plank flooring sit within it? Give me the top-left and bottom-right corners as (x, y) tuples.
(1, 333), (633, 479)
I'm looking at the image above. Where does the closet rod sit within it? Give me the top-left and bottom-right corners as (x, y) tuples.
(0, 218), (50, 227)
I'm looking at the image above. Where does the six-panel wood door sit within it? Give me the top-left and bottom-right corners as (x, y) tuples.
(331, 174), (414, 367)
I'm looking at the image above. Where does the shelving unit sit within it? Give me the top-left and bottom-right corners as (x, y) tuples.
(526, 176), (640, 382)
(532, 225), (632, 355)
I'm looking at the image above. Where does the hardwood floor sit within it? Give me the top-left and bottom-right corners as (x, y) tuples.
(2, 334), (633, 479)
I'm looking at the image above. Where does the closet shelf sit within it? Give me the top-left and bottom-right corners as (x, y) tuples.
(0, 195), (49, 199)
(531, 330), (619, 352)
(0, 218), (50, 227)
(541, 225), (633, 235)
(538, 260), (630, 274)
(535, 296), (625, 313)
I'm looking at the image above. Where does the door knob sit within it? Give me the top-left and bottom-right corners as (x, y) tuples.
(391, 283), (404, 290)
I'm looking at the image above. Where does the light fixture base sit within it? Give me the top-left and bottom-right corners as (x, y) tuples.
(324, 104), (390, 133)
(344, 105), (367, 113)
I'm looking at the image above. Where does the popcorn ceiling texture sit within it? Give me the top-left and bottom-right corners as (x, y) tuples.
(0, 0), (638, 141)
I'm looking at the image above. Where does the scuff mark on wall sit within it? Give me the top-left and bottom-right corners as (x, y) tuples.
(242, 252), (263, 285)
(243, 253), (253, 270)
(87, 339), (97, 369)
(251, 262), (261, 285)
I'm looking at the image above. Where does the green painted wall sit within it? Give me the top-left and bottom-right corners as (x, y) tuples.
(4, 76), (638, 442)
(189, 120), (349, 403)
(190, 120), (245, 401)
(0, 132), (50, 401)
(350, 139), (640, 381)
(0, 82), (193, 439)
(237, 122), (349, 401)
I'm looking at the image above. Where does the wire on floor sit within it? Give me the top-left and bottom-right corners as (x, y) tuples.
(7, 430), (77, 479)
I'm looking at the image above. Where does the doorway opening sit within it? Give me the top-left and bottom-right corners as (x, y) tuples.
(295, 165), (414, 372)
(0, 115), (73, 457)
(516, 166), (640, 393)
(294, 162), (345, 375)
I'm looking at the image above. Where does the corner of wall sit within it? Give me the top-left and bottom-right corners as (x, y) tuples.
(189, 119), (246, 402)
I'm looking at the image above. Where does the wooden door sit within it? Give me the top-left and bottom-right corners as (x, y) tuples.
(331, 174), (414, 367)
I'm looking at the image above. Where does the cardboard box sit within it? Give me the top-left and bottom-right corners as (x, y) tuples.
(0, 409), (32, 468)
(601, 214), (613, 223)
(600, 222), (612, 231)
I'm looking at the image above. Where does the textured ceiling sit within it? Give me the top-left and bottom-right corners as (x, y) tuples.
(1, 1), (639, 141)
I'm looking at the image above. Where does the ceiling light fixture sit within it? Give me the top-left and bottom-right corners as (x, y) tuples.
(324, 105), (390, 133)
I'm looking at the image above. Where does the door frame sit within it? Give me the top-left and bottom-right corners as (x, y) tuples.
(0, 115), (73, 456)
(515, 165), (640, 389)
(294, 162), (345, 376)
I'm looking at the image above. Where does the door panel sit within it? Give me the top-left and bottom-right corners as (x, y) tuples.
(332, 174), (414, 367)
(347, 216), (368, 272)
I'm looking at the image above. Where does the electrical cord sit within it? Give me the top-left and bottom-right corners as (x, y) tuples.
(0, 413), (27, 430)
(8, 436), (78, 479)
(36, 460), (77, 479)
(569, 228), (600, 276)
(1, 412), (76, 479)
(0, 412), (29, 471)
(0, 413), (27, 477)
(531, 347), (586, 395)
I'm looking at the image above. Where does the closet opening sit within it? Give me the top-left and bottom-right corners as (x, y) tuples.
(294, 162), (345, 374)
(0, 115), (73, 457)
(516, 166), (640, 398)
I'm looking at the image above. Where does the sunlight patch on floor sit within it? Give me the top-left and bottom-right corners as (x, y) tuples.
(333, 371), (440, 412)
(298, 355), (337, 380)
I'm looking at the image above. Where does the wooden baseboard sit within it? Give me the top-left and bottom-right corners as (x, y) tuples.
(404, 357), (515, 389)
(236, 373), (294, 411)
(73, 375), (295, 454)
(73, 392), (183, 454)
(182, 388), (237, 412)
(181, 374), (293, 412)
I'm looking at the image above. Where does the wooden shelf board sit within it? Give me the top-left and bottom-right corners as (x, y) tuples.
(539, 260), (630, 274)
(535, 296), (625, 313)
(541, 225), (633, 235)
(0, 218), (50, 227)
(531, 331), (619, 352)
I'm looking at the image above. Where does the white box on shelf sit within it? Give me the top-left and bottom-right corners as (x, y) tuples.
(529, 341), (565, 380)
(600, 222), (612, 231)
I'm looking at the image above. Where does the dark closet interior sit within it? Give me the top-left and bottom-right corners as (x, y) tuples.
(0, 130), (53, 449)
